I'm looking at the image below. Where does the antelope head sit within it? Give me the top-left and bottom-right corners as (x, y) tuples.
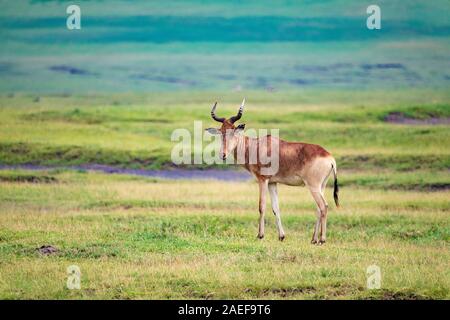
(205, 99), (246, 160)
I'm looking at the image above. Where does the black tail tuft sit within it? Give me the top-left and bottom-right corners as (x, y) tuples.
(331, 163), (339, 208)
(333, 177), (340, 208)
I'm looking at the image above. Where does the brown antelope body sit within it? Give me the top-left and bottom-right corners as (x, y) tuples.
(206, 99), (339, 244)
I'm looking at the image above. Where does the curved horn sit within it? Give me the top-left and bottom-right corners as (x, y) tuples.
(230, 98), (245, 123)
(210, 102), (225, 123)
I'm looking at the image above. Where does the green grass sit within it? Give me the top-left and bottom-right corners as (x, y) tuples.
(0, 90), (449, 299)
(0, 170), (448, 299)
(0, 90), (449, 171)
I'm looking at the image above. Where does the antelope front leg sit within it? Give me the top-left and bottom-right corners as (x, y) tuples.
(268, 183), (285, 241)
(257, 179), (268, 239)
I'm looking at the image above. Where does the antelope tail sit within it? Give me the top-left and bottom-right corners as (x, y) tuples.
(331, 163), (339, 208)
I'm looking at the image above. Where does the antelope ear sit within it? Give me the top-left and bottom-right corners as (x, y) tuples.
(235, 123), (245, 132)
(205, 128), (220, 135)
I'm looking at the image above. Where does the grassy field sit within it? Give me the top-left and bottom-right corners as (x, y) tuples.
(0, 91), (449, 299)
(1, 90), (449, 172)
(0, 170), (448, 299)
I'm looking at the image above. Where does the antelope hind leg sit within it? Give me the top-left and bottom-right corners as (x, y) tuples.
(309, 189), (328, 245)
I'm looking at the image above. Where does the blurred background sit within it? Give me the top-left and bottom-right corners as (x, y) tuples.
(1, 0), (449, 93)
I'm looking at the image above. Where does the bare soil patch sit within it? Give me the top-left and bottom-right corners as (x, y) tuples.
(37, 245), (58, 255)
(385, 112), (450, 125)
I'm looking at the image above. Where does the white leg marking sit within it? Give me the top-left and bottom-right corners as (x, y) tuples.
(309, 189), (328, 245)
(312, 207), (321, 243)
(268, 183), (285, 241)
(319, 192), (328, 243)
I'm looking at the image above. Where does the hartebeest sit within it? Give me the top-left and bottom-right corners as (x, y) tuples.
(206, 99), (339, 244)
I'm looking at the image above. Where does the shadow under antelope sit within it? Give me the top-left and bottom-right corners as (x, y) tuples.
(206, 99), (339, 245)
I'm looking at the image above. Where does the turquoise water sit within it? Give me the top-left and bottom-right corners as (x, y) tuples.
(0, 0), (449, 93)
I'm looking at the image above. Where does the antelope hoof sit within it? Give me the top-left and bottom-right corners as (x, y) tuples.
(311, 239), (318, 245)
(257, 234), (264, 239)
(279, 234), (285, 241)
(319, 239), (326, 245)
